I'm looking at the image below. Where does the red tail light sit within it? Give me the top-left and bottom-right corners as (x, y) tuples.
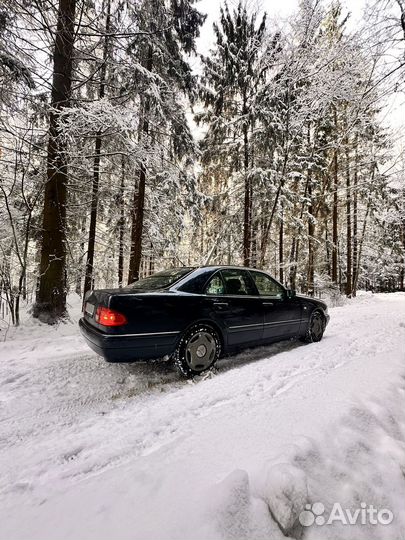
(95, 306), (127, 327)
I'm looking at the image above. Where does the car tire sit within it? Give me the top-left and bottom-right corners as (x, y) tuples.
(174, 324), (221, 378)
(301, 310), (325, 343)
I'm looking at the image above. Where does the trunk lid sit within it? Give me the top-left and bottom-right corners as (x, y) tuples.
(83, 289), (123, 328)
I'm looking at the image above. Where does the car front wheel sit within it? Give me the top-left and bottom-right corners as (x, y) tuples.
(174, 324), (221, 378)
(301, 310), (325, 343)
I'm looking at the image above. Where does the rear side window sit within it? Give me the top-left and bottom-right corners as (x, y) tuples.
(250, 271), (284, 298)
(205, 274), (225, 295)
(178, 271), (213, 293)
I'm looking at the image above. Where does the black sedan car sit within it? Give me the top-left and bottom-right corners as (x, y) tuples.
(79, 266), (329, 377)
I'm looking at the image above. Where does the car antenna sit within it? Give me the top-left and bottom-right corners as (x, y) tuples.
(173, 254), (187, 267)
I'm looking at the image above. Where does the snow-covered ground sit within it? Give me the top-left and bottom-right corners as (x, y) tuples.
(0, 292), (404, 540)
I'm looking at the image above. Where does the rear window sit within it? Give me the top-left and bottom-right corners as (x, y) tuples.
(124, 268), (194, 291)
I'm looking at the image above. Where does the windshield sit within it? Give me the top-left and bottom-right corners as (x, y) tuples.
(125, 268), (194, 291)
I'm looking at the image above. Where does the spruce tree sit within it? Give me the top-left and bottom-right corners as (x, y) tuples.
(126, 0), (205, 283)
(198, 2), (266, 266)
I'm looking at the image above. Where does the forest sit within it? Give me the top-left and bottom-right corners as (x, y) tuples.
(0, 0), (404, 325)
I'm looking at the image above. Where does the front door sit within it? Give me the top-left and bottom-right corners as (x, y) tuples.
(205, 269), (264, 347)
(249, 270), (302, 340)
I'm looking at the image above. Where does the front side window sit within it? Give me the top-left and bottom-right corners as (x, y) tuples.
(221, 269), (255, 295)
(250, 271), (284, 298)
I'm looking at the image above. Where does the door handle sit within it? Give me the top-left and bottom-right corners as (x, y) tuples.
(211, 301), (229, 309)
(263, 302), (274, 306)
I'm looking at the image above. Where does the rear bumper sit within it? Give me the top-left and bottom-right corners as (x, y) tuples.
(79, 318), (179, 362)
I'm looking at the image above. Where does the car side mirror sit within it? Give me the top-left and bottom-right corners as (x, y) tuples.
(285, 288), (296, 299)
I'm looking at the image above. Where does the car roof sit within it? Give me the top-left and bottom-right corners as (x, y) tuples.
(156, 265), (266, 272)
(196, 265), (265, 271)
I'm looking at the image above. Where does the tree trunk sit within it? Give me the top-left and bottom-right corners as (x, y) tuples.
(83, 0), (111, 296)
(354, 201), (371, 292)
(33, 0), (76, 323)
(400, 216), (405, 290)
(325, 215), (331, 278)
(353, 165), (375, 293)
(289, 175), (310, 290)
(352, 134), (358, 296)
(127, 44), (153, 284)
(279, 214), (284, 284)
(118, 156), (125, 287)
(242, 108), (252, 266)
(306, 122), (315, 296)
(400, 167), (405, 289)
(259, 181), (281, 268)
(331, 106), (338, 284)
(251, 219), (258, 268)
(15, 210), (33, 326)
(288, 237), (297, 289)
(128, 162), (147, 283)
(148, 242), (154, 275)
(307, 172), (315, 296)
(83, 136), (101, 295)
(75, 216), (86, 296)
(345, 126), (352, 297)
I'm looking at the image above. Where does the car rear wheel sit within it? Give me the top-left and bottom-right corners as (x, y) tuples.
(301, 310), (325, 343)
(174, 324), (221, 378)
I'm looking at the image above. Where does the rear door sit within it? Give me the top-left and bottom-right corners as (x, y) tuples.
(249, 270), (302, 339)
(204, 269), (264, 347)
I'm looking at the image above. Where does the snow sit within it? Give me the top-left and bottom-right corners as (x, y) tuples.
(0, 292), (404, 540)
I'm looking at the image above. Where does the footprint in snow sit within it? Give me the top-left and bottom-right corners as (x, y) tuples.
(62, 447), (84, 462)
